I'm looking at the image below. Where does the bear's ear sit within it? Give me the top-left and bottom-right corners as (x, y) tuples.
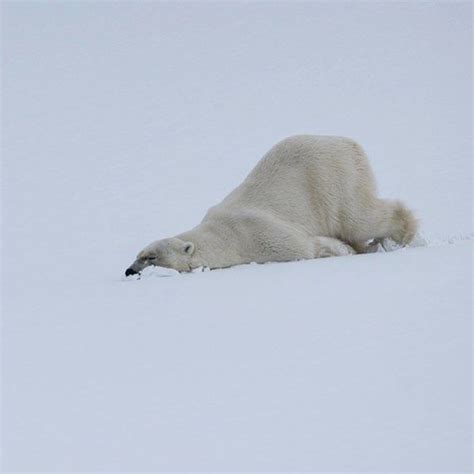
(183, 242), (195, 256)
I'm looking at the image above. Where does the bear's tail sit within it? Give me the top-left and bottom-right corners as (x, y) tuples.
(391, 201), (419, 245)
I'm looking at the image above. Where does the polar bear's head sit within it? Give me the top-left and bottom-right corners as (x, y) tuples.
(125, 238), (195, 275)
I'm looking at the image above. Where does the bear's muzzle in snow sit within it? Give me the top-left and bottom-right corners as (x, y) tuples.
(125, 267), (138, 276)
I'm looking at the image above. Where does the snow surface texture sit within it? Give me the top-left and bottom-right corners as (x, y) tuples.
(2, 2), (472, 472)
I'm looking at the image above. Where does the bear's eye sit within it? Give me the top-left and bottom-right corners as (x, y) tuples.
(148, 256), (157, 261)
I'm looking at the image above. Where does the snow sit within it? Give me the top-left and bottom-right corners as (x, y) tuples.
(3, 243), (472, 471)
(1, 2), (472, 472)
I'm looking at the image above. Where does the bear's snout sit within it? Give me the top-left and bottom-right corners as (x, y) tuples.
(125, 267), (138, 277)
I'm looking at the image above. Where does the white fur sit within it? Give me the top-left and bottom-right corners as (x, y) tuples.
(126, 135), (418, 274)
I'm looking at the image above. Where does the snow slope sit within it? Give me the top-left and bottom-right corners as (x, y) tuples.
(3, 243), (473, 471)
(2, 2), (472, 472)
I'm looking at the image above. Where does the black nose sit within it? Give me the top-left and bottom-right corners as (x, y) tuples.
(125, 268), (137, 277)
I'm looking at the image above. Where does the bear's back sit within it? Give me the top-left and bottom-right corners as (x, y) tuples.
(204, 135), (377, 236)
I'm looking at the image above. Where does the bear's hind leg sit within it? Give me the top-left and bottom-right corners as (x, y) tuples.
(351, 239), (381, 254)
(314, 237), (356, 258)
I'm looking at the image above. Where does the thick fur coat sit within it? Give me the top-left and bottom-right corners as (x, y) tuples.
(126, 135), (417, 274)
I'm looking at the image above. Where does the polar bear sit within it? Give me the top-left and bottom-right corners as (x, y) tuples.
(125, 135), (417, 275)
